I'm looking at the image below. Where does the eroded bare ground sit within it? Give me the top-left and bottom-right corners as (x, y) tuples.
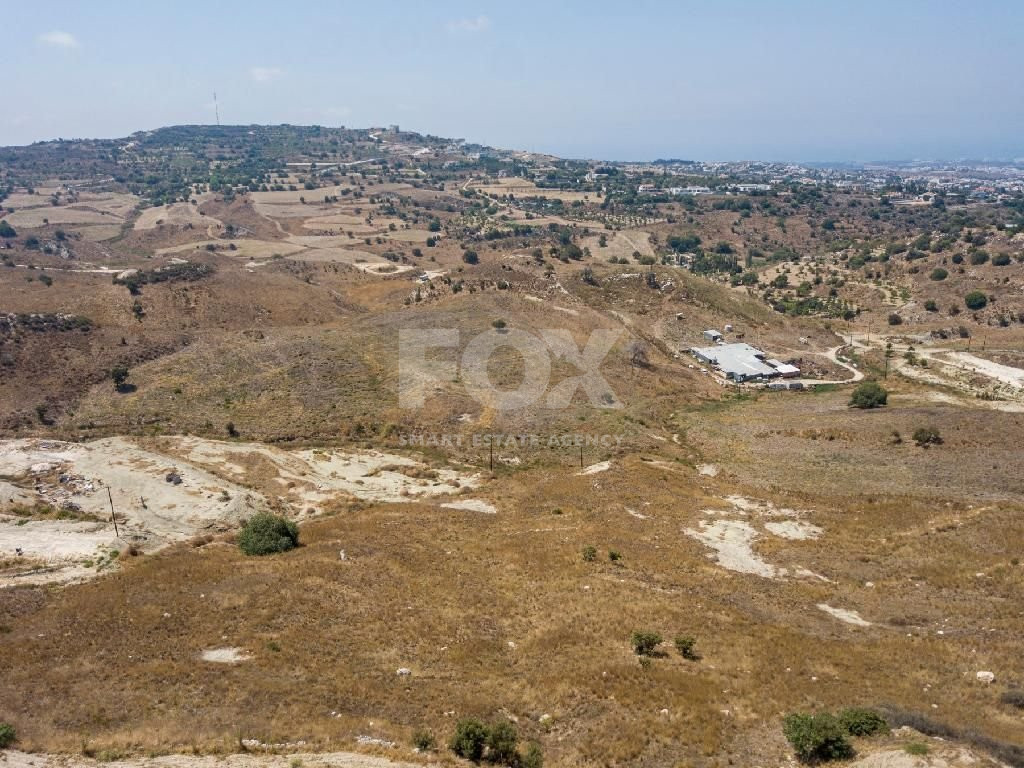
(0, 437), (483, 586)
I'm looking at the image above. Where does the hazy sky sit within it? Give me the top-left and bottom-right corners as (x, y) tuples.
(4, 0), (1023, 161)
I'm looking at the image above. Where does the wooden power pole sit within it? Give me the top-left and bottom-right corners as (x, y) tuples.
(106, 487), (120, 538)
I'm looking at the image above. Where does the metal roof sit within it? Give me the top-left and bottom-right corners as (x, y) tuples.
(691, 343), (779, 379)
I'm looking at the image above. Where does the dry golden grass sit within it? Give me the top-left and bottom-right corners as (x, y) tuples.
(1, 441), (1022, 765)
(4, 162), (1024, 768)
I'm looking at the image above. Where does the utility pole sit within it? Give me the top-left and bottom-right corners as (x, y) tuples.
(213, 92), (220, 126)
(580, 445), (584, 468)
(489, 441), (493, 471)
(106, 487), (120, 538)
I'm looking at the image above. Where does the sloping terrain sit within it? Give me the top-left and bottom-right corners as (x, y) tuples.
(1, 125), (1023, 768)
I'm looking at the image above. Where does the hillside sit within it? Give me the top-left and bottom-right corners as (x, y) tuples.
(1, 125), (1023, 768)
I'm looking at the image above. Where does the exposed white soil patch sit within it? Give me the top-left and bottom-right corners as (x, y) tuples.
(722, 495), (805, 517)
(939, 350), (1024, 388)
(764, 520), (823, 540)
(201, 647), (252, 663)
(685, 519), (780, 578)
(794, 567), (833, 582)
(169, 437), (478, 506)
(697, 463), (719, 476)
(441, 499), (497, 514)
(687, 495), (825, 580)
(817, 604), (872, 627)
(0, 519), (118, 560)
(578, 460), (612, 476)
(0, 437), (479, 586)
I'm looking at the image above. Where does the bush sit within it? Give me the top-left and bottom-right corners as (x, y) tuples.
(0, 220), (16, 238)
(904, 742), (929, 756)
(993, 253), (1011, 266)
(838, 708), (888, 736)
(486, 721), (519, 765)
(912, 426), (942, 447)
(630, 630), (662, 656)
(929, 268), (948, 281)
(1000, 690), (1024, 709)
(581, 545), (597, 562)
(463, 250), (479, 265)
(887, 313), (903, 325)
(924, 299), (938, 312)
(521, 742), (544, 768)
(675, 635), (698, 660)
(0, 722), (14, 748)
(849, 381), (887, 409)
(450, 719), (489, 762)
(782, 713), (854, 763)
(412, 729), (436, 752)
(964, 290), (988, 310)
(111, 365), (130, 391)
(238, 513), (299, 556)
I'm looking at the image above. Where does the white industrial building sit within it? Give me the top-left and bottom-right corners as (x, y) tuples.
(691, 342), (800, 383)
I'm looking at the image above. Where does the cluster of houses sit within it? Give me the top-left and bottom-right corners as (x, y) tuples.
(691, 329), (801, 385)
(637, 184), (712, 196)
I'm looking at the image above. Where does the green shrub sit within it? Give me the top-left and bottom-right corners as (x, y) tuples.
(0, 221), (16, 238)
(450, 719), (489, 762)
(412, 729), (436, 752)
(838, 708), (888, 736)
(581, 545), (597, 562)
(237, 513), (299, 556)
(630, 630), (662, 656)
(904, 741), (929, 756)
(0, 722), (14, 748)
(1000, 690), (1024, 709)
(608, 549), (622, 562)
(520, 742), (544, 768)
(486, 720), (519, 765)
(929, 268), (948, 281)
(924, 299), (938, 312)
(964, 291), (988, 310)
(912, 427), (942, 447)
(849, 381), (888, 409)
(111, 365), (130, 391)
(992, 253), (1011, 266)
(782, 713), (854, 763)
(675, 635), (698, 660)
